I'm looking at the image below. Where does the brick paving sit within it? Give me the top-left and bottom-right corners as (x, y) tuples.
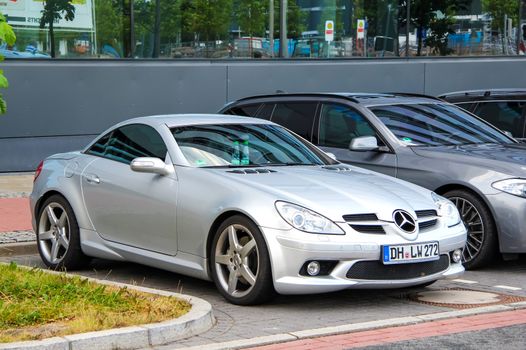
(246, 308), (526, 350)
(0, 197), (32, 232)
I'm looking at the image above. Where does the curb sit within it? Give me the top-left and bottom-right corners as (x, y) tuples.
(0, 242), (37, 257)
(0, 265), (215, 350)
(177, 301), (526, 350)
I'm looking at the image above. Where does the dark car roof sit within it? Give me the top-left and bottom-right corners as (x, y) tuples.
(439, 89), (526, 104)
(226, 92), (442, 109)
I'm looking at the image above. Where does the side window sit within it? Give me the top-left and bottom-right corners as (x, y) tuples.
(271, 102), (317, 140)
(455, 103), (475, 112)
(225, 104), (261, 117)
(87, 124), (168, 165)
(318, 103), (377, 149)
(474, 102), (525, 138)
(255, 103), (275, 120)
(86, 132), (111, 157)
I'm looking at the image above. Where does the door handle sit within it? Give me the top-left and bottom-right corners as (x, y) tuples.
(85, 174), (100, 184)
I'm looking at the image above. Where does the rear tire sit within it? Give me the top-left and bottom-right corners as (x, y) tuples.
(444, 189), (497, 270)
(37, 194), (90, 270)
(210, 215), (275, 305)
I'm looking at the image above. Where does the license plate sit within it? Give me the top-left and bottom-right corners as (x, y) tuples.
(382, 242), (439, 265)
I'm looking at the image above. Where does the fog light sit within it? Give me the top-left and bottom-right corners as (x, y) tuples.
(307, 261), (321, 276)
(451, 249), (462, 263)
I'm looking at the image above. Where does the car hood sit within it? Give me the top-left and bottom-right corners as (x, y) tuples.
(217, 166), (436, 223)
(410, 143), (526, 175)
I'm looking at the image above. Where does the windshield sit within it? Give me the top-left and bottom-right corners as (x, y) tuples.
(370, 103), (513, 146)
(171, 123), (335, 167)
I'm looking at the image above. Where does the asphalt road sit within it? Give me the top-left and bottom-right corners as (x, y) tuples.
(2, 253), (526, 349)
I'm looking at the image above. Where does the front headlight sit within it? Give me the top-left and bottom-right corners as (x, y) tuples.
(492, 179), (526, 198)
(275, 201), (344, 235)
(431, 192), (461, 227)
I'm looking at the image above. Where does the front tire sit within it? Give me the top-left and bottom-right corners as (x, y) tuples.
(37, 194), (89, 270)
(210, 215), (275, 305)
(444, 189), (497, 270)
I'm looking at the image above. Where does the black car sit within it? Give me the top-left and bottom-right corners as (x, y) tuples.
(439, 89), (526, 142)
(219, 92), (526, 269)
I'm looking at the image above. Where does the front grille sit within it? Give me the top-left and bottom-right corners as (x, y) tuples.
(419, 219), (438, 230)
(346, 255), (450, 280)
(349, 225), (385, 234)
(416, 210), (437, 218)
(343, 213), (378, 221)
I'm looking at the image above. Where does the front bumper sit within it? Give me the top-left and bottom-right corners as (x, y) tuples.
(261, 223), (466, 295)
(486, 192), (526, 253)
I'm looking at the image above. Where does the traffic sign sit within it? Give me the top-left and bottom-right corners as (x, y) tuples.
(325, 20), (334, 42)
(357, 19), (365, 39)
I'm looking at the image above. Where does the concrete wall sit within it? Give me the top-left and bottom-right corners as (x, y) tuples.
(1, 57), (525, 172)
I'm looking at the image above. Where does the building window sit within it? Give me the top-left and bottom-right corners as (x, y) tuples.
(3, 0), (525, 59)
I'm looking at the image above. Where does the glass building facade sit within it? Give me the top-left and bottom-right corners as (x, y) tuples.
(2, 0), (526, 59)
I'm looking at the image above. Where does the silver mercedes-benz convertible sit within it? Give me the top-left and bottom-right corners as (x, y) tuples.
(31, 114), (466, 305)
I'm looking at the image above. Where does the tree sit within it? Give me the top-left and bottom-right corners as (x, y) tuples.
(481, 0), (519, 33)
(187, 0), (232, 42)
(39, 0), (75, 58)
(95, 0), (123, 56)
(0, 14), (16, 114)
(398, 0), (469, 56)
(234, 0), (267, 38)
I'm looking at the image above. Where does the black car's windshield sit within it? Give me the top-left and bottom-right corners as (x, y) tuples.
(370, 103), (513, 146)
(171, 123), (335, 167)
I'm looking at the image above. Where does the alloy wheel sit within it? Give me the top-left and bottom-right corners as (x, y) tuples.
(38, 202), (71, 264)
(450, 196), (485, 264)
(214, 224), (259, 298)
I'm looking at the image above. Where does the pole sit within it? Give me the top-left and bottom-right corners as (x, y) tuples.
(130, 0), (135, 57)
(152, 0), (161, 58)
(279, 0), (288, 57)
(406, 0), (410, 57)
(518, 0), (523, 54)
(91, 0), (97, 56)
(269, 0), (274, 57)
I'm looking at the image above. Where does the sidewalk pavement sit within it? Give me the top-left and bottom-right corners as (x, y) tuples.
(0, 174), (34, 244)
(245, 308), (526, 350)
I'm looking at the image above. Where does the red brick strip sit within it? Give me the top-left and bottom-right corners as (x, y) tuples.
(0, 198), (32, 232)
(246, 309), (526, 350)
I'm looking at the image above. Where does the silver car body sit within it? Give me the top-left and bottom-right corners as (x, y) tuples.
(31, 114), (466, 294)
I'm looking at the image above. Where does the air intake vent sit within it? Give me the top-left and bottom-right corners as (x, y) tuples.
(416, 210), (437, 218)
(346, 255), (450, 280)
(349, 225), (385, 234)
(419, 219), (438, 230)
(227, 169), (277, 174)
(322, 166), (352, 172)
(343, 213), (378, 222)
(344, 213), (385, 234)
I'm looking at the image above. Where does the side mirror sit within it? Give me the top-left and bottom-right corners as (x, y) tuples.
(325, 152), (337, 160)
(503, 130), (514, 138)
(349, 136), (379, 152)
(130, 157), (174, 176)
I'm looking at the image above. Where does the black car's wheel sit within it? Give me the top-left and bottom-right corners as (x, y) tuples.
(444, 189), (497, 270)
(37, 194), (89, 270)
(210, 215), (275, 305)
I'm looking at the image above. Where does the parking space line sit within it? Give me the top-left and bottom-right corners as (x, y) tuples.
(494, 285), (522, 291)
(451, 279), (478, 284)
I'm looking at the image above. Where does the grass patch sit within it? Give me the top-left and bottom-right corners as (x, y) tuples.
(0, 262), (191, 343)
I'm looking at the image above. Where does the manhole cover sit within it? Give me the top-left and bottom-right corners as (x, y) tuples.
(409, 288), (526, 309)
(417, 290), (500, 305)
